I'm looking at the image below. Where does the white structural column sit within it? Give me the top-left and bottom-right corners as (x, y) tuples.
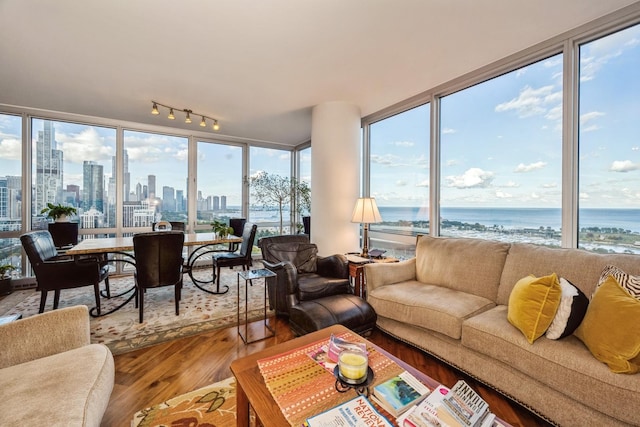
(310, 101), (361, 255)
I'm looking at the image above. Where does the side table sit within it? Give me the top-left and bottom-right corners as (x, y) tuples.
(237, 268), (276, 344)
(347, 255), (399, 298)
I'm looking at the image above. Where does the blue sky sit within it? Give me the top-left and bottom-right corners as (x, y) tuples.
(370, 23), (639, 209)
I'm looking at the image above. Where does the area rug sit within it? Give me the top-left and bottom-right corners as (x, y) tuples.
(0, 266), (272, 354)
(132, 376), (237, 427)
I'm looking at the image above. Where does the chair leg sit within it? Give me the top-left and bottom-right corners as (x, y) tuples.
(38, 290), (47, 313)
(175, 284), (180, 315)
(104, 275), (111, 299)
(216, 266), (221, 291)
(93, 283), (101, 316)
(53, 290), (61, 309)
(138, 287), (144, 323)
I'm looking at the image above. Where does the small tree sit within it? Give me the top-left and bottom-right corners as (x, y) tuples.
(250, 171), (310, 235)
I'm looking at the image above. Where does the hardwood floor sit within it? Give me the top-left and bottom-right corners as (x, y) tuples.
(103, 317), (553, 427)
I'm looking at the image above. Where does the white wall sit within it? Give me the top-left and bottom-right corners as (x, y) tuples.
(310, 101), (361, 256)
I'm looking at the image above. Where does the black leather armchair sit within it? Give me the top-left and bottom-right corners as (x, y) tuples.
(259, 235), (350, 317)
(20, 230), (109, 315)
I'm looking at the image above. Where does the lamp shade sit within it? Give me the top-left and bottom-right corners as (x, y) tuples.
(351, 197), (382, 224)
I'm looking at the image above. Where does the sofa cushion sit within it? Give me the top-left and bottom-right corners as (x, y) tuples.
(574, 275), (640, 374)
(368, 280), (495, 339)
(597, 265), (640, 299)
(462, 306), (640, 424)
(0, 343), (114, 426)
(497, 243), (640, 305)
(415, 236), (510, 301)
(507, 273), (561, 344)
(545, 278), (589, 340)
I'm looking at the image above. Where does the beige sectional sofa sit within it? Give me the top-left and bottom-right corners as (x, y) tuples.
(364, 235), (640, 426)
(0, 305), (114, 426)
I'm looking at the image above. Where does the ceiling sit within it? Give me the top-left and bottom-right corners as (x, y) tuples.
(1, 0), (638, 147)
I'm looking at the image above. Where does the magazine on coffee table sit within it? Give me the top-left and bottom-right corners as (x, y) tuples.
(370, 371), (431, 417)
(305, 395), (393, 427)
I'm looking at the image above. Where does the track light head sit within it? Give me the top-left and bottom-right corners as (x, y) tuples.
(151, 103), (159, 115)
(185, 111), (192, 124)
(200, 116), (206, 127)
(213, 120), (220, 131)
(168, 108), (175, 120)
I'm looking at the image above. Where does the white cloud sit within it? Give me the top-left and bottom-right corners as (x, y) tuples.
(495, 190), (512, 198)
(370, 153), (401, 166)
(530, 192), (540, 199)
(542, 182), (558, 189)
(580, 27), (640, 82)
(445, 159), (458, 167)
(580, 111), (605, 133)
(610, 160), (639, 172)
(396, 180), (407, 187)
(393, 141), (414, 147)
(446, 168), (494, 189)
(514, 161), (547, 172)
(580, 192), (590, 200)
(416, 180), (429, 187)
(631, 147), (639, 151)
(0, 137), (21, 160)
(495, 85), (557, 118)
(442, 128), (457, 134)
(503, 181), (520, 188)
(57, 128), (113, 164)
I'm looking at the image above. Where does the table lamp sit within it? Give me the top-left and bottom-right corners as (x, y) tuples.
(351, 197), (382, 258)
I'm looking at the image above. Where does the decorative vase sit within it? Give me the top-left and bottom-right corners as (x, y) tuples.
(55, 214), (70, 223)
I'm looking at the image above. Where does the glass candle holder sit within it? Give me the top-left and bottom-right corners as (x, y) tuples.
(338, 349), (368, 384)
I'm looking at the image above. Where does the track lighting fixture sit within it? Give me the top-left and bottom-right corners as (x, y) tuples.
(150, 101), (220, 131)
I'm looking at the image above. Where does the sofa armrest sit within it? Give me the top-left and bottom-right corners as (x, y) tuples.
(363, 258), (417, 292)
(0, 305), (91, 369)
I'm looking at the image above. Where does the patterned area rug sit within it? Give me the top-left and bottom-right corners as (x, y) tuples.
(132, 376), (237, 427)
(0, 266), (272, 354)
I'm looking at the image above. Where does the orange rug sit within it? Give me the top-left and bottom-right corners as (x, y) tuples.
(132, 377), (237, 427)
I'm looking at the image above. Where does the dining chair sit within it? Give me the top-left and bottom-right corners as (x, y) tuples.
(133, 231), (185, 323)
(152, 221), (186, 232)
(212, 222), (257, 289)
(20, 230), (110, 315)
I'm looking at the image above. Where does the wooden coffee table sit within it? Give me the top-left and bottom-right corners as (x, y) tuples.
(230, 324), (509, 427)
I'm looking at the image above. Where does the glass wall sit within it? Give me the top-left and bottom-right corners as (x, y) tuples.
(31, 119), (117, 233)
(440, 55), (563, 246)
(0, 113), (23, 275)
(578, 23), (640, 254)
(369, 104), (430, 258)
(249, 146), (292, 238)
(196, 141), (244, 229)
(122, 130), (188, 231)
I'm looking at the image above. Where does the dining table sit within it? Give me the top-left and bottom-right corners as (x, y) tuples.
(66, 232), (243, 316)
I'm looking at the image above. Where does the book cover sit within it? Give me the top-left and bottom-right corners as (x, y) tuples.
(441, 380), (489, 427)
(399, 384), (456, 427)
(305, 395), (393, 427)
(306, 343), (337, 374)
(371, 371), (431, 417)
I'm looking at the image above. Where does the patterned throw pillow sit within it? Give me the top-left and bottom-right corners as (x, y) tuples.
(545, 278), (589, 340)
(597, 265), (640, 299)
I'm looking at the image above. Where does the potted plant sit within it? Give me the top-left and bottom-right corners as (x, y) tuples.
(0, 264), (16, 296)
(40, 202), (77, 222)
(211, 219), (234, 238)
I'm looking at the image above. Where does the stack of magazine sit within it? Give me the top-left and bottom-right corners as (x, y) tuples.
(398, 380), (500, 427)
(370, 371), (431, 417)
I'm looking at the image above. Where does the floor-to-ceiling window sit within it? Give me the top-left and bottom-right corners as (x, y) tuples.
(439, 55), (563, 246)
(123, 130), (188, 231)
(31, 119), (117, 235)
(578, 23), (640, 254)
(249, 146), (292, 237)
(297, 146), (312, 234)
(0, 113), (23, 275)
(196, 141), (244, 229)
(369, 104), (430, 258)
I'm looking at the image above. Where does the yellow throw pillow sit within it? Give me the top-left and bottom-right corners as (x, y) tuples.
(508, 273), (562, 344)
(574, 275), (640, 374)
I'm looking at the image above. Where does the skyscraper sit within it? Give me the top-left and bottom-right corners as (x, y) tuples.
(35, 121), (63, 213)
(82, 161), (104, 212)
(148, 175), (156, 200)
(162, 186), (175, 212)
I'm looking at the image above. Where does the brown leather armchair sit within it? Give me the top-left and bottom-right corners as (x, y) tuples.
(259, 235), (376, 336)
(20, 230), (110, 315)
(259, 235), (350, 316)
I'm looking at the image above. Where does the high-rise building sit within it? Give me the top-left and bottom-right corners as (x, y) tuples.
(221, 195), (227, 211)
(162, 186), (175, 212)
(148, 175), (156, 200)
(82, 161), (104, 212)
(176, 189), (184, 212)
(34, 121), (63, 213)
(213, 195), (220, 211)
